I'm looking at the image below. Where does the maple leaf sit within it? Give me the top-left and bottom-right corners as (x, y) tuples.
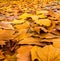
(31, 45), (60, 61)
(0, 1), (60, 61)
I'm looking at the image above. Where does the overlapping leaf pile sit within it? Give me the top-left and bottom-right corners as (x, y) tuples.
(0, 1), (60, 61)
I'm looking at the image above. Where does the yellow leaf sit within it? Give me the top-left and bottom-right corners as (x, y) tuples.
(35, 19), (51, 26)
(31, 45), (60, 61)
(31, 15), (38, 20)
(19, 37), (40, 44)
(19, 13), (32, 19)
(38, 14), (47, 19)
(31, 46), (41, 61)
(12, 19), (26, 24)
(51, 38), (60, 48)
(36, 10), (48, 15)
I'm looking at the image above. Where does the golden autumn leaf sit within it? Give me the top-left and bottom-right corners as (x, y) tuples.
(18, 37), (40, 44)
(11, 19), (26, 24)
(14, 21), (30, 30)
(34, 19), (51, 26)
(31, 45), (60, 61)
(0, 29), (15, 40)
(36, 10), (48, 18)
(31, 15), (38, 20)
(31, 46), (41, 61)
(39, 33), (59, 39)
(0, 1), (60, 61)
(31, 14), (47, 21)
(16, 46), (32, 61)
(14, 29), (30, 41)
(38, 14), (47, 19)
(19, 13), (32, 19)
(51, 38), (60, 48)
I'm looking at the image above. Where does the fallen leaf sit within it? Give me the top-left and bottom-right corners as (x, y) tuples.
(16, 46), (32, 61)
(31, 45), (60, 61)
(18, 37), (40, 44)
(35, 19), (51, 26)
(19, 13), (32, 19)
(0, 21), (14, 30)
(11, 19), (26, 24)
